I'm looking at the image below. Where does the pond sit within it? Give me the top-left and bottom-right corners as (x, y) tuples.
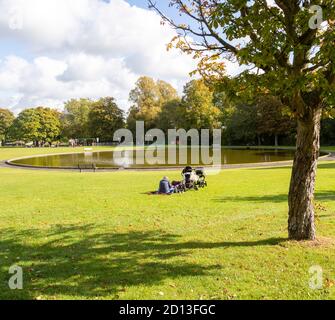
(8, 147), (298, 169)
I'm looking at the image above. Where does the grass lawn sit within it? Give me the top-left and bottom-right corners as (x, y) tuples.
(1, 147), (335, 300)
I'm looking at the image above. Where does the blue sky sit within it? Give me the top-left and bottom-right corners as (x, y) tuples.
(127, 0), (179, 19)
(0, 0), (198, 112)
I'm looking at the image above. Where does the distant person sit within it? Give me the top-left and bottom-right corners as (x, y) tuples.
(69, 139), (76, 148)
(158, 176), (175, 195)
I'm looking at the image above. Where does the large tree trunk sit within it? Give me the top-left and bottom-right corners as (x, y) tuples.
(288, 107), (322, 241)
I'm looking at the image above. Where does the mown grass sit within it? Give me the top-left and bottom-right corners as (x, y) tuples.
(1, 147), (335, 300)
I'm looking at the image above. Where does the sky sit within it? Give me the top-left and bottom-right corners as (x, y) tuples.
(0, 0), (241, 113)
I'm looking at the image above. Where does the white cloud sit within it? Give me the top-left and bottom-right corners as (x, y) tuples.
(0, 54), (140, 112)
(0, 0), (198, 112)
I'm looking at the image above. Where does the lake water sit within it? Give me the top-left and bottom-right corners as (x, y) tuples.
(9, 147), (298, 169)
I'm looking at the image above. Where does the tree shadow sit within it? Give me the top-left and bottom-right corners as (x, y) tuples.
(318, 162), (335, 170)
(0, 224), (286, 299)
(213, 191), (335, 204)
(250, 166), (292, 171)
(315, 191), (335, 201)
(250, 161), (335, 171)
(213, 194), (288, 203)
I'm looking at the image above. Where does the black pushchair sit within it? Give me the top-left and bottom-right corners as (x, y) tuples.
(182, 166), (197, 191)
(195, 168), (207, 188)
(180, 166), (208, 191)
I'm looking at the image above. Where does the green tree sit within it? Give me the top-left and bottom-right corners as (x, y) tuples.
(225, 103), (258, 145)
(128, 76), (178, 130)
(126, 105), (140, 134)
(256, 96), (296, 147)
(61, 99), (93, 139)
(181, 80), (221, 130)
(157, 99), (183, 133)
(88, 97), (125, 142)
(321, 119), (335, 145)
(0, 108), (15, 145)
(157, 80), (179, 105)
(151, 0), (335, 240)
(12, 107), (61, 145)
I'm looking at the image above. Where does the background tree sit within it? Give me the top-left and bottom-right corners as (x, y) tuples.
(126, 105), (140, 134)
(11, 107), (61, 145)
(225, 103), (259, 146)
(181, 79), (221, 131)
(150, 0), (335, 240)
(157, 80), (179, 104)
(157, 99), (183, 133)
(88, 97), (125, 142)
(61, 99), (93, 139)
(214, 91), (235, 126)
(127, 76), (178, 130)
(321, 119), (335, 145)
(0, 108), (15, 145)
(256, 96), (296, 147)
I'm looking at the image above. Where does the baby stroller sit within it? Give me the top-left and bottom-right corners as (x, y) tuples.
(172, 181), (187, 194)
(195, 168), (208, 188)
(181, 166), (200, 191)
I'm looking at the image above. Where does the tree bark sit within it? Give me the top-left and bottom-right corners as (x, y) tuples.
(288, 107), (322, 241)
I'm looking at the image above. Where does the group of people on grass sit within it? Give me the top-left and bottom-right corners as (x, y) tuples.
(157, 166), (203, 195)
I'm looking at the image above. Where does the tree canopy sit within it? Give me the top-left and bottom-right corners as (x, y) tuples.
(0, 108), (15, 144)
(150, 1), (335, 111)
(61, 99), (93, 139)
(128, 76), (179, 131)
(11, 107), (61, 145)
(89, 97), (125, 142)
(181, 79), (222, 130)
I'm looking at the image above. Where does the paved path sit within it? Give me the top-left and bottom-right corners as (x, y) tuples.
(1, 152), (334, 172)
(322, 152), (335, 161)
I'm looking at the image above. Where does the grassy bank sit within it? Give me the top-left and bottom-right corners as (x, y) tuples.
(0, 147), (335, 300)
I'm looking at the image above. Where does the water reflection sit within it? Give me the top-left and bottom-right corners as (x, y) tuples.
(11, 148), (298, 169)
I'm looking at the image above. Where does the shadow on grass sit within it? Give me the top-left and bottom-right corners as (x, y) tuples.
(250, 162), (335, 172)
(214, 191), (335, 204)
(318, 162), (335, 170)
(214, 194), (288, 203)
(0, 224), (286, 299)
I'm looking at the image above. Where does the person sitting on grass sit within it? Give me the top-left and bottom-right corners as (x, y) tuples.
(158, 176), (175, 195)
